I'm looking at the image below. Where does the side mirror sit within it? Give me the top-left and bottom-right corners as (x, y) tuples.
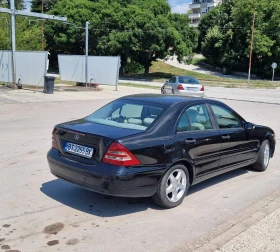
(245, 122), (255, 130)
(165, 81), (168, 84)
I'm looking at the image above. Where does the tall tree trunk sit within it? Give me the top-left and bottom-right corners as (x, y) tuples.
(119, 55), (127, 76)
(144, 65), (149, 76)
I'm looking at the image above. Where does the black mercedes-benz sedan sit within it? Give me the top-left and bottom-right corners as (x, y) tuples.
(47, 94), (276, 208)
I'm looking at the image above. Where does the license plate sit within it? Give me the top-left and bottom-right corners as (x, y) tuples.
(187, 87), (198, 91)
(64, 142), (94, 159)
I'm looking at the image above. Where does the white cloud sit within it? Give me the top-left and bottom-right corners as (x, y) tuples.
(171, 3), (190, 14)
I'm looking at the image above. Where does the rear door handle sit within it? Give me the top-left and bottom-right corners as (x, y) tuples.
(164, 145), (175, 154)
(185, 138), (197, 144)
(222, 135), (230, 140)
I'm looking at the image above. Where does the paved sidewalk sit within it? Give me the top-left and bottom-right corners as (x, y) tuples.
(217, 207), (280, 252)
(178, 190), (280, 252)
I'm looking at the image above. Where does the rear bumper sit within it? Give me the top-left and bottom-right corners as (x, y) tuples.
(175, 90), (205, 97)
(47, 149), (165, 198)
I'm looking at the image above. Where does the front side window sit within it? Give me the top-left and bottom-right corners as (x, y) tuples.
(177, 104), (213, 132)
(210, 104), (241, 129)
(86, 100), (164, 131)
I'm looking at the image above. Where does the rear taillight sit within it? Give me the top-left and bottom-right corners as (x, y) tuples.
(52, 128), (59, 150)
(102, 142), (141, 166)
(177, 84), (184, 90)
(200, 86), (205, 91)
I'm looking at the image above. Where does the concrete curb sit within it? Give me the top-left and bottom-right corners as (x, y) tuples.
(176, 190), (280, 252)
(205, 96), (280, 105)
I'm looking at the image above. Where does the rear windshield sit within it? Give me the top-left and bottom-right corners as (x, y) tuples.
(179, 77), (200, 84)
(85, 100), (165, 131)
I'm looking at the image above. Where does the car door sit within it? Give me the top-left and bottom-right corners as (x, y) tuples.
(175, 103), (222, 178)
(164, 78), (171, 94)
(168, 76), (176, 93)
(208, 103), (253, 169)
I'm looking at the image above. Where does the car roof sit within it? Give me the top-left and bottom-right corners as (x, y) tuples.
(120, 94), (213, 105)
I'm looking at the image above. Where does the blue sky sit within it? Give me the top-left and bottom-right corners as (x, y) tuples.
(24, 0), (191, 14)
(169, 0), (191, 13)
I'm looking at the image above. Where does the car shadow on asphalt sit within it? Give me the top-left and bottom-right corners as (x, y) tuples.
(40, 168), (250, 217)
(189, 168), (249, 195)
(40, 179), (160, 217)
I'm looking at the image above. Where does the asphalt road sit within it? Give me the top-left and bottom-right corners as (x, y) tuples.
(119, 80), (280, 104)
(0, 87), (280, 252)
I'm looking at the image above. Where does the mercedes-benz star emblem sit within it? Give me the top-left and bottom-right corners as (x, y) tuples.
(74, 134), (79, 141)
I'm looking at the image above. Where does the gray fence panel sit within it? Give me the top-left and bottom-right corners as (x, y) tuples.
(0, 50), (48, 86)
(16, 51), (48, 86)
(58, 55), (120, 86)
(58, 55), (85, 83)
(0, 51), (12, 83)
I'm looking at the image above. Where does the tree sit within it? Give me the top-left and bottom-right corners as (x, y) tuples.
(201, 26), (223, 66)
(232, 0), (279, 76)
(198, 0), (280, 77)
(44, 0), (198, 75)
(1, 0), (24, 9)
(31, 0), (58, 13)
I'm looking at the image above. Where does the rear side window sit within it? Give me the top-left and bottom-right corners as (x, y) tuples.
(177, 113), (190, 132)
(112, 104), (143, 118)
(210, 104), (241, 129)
(169, 77), (177, 83)
(177, 104), (213, 132)
(86, 100), (164, 131)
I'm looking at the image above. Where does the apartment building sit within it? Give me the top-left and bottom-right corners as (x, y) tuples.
(189, 0), (223, 27)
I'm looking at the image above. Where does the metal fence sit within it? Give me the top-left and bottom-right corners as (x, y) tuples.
(58, 55), (121, 89)
(0, 50), (48, 86)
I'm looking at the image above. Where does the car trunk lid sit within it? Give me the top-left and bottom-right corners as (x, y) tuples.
(180, 83), (202, 92)
(54, 119), (143, 165)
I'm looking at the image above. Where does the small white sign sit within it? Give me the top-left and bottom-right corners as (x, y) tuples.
(272, 62), (277, 69)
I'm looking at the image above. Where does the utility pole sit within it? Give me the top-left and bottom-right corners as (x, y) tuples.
(85, 21), (89, 88)
(0, 0), (67, 86)
(248, 1), (256, 85)
(10, 0), (16, 86)
(42, 0), (44, 51)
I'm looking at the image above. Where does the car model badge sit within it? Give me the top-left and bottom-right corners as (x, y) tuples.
(74, 134), (79, 141)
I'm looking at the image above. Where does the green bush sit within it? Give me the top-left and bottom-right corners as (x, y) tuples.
(125, 62), (145, 74)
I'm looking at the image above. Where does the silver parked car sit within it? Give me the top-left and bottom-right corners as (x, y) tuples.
(161, 76), (205, 97)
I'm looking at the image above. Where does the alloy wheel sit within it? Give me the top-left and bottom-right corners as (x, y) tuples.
(166, 169), (187, 202)
(263, 143), (270, 167)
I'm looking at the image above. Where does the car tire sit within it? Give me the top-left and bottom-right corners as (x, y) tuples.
(161, 87), (165, 94)
(152, 164), (189, 208)
(252, 140), (270, 172)
(172, 89), (175, 94)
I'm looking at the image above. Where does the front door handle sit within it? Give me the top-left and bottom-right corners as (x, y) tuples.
(185, 138), (197, 144)
(222, 135), (230, 140)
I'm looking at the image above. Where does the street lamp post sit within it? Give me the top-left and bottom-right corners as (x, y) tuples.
(0, 17), (8, 50)
(62, 21), (90, 88)
(85, 21), (89, 88)
(248, 0), (256, 85)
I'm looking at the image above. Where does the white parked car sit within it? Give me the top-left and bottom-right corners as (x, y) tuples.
(161, 76), (205, 97)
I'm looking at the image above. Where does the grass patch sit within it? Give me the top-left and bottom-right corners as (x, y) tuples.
(123, 61), (280, 89)
(119, 83), (160, 90)
(124, 60), (231, 82)
(191, 57), (206, 66)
